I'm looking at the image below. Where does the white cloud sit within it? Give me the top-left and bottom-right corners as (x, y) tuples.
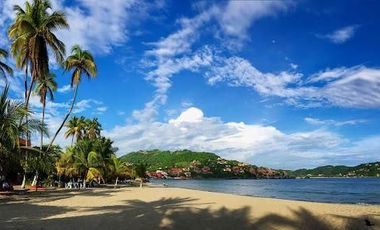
(322, 25), (359, 44)
(217, 1), (291, 48)
(97, 106), (108, 112)
(304, 117), (367, 127)
(57, 84), (71, 93)
(205, 57), (380, 109)
(0, 0), (162, 54)
(134, 46), (214, 122)
(104, 106), (377, 169)
(290, 63), (298, 69)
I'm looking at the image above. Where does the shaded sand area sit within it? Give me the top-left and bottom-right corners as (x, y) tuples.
(0, 187), (379, 230)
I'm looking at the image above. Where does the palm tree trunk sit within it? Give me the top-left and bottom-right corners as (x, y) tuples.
(47, 84), (79, 151)
(41, 101), (46, 149)
(21, 174), (26, 188)
(140, 179), (143, 188)
(24, 65), (28, 104)
(21, 65), (30, 189)
(114, 177), (119, 188)
(71, 135), (74, 146)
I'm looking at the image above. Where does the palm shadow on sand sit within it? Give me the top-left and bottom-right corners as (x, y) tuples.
(0, 193), (376, 230)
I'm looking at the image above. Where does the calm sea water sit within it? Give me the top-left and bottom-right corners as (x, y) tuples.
(151, 178), (380, 204)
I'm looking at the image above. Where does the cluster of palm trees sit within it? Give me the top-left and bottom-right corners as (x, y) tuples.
(56, 135), (134, 188)
(0, 0), (150, 189)
(0, 0), (97, 188)
(64, 117), (102, 145)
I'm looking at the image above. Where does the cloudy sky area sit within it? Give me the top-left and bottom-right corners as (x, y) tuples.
(1, 0), (380, 169)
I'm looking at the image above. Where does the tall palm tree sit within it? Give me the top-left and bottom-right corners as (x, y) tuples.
(0, 48), (13, 83)
(8, 0), (68, 108)
(86, 118), (102, 139)
(64, 116), (86, 145)
(34, 73), (57, 148)
(48, 45), (97, 150)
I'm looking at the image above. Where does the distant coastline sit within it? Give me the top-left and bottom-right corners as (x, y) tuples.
(119, 150), (380, 180)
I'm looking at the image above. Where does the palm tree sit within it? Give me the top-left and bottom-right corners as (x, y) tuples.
(0, 86), (47, 184)
(0, 48), (13, 83)
(48, 45), (97, 150)
(8, 0), (68, 109)
(134, 163), (148, 188)
(34, 73), (57, 148)
(72, 140), (104, 188)
(56, 148), (77, 185)
(64, 116), (86, 145)
(86, 118), (102, 139)
(109, 155), (132, 188)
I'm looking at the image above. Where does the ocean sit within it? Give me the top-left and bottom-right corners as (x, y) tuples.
(151, 178), (380, 204)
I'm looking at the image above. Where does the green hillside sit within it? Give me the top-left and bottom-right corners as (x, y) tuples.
(119, 149), (219, 170)
(289, 162), (380, 177)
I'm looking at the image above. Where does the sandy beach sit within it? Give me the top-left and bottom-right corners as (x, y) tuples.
(0, 187), (379, 230)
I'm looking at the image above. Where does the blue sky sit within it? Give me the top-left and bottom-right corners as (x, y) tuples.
(1, 0), (380, 169)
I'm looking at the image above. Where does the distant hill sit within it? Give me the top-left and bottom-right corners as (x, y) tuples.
(119, 150), (380, 179)
(119, 150), (288, 179)
(289, 162), (380, 178)
(120, 149), (219, 170)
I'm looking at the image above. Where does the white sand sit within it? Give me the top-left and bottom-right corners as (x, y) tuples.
(0, 187), (379, 229)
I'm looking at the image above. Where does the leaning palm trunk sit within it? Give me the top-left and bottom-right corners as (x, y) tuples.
(48, 84), (79, 151)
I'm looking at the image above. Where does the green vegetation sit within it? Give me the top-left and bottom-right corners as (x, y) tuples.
(289, 162), (380, 178)
(120, 150), (289, 179)
(120, 150), (219, 170)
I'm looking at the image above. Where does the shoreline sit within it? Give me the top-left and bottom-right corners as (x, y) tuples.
(152, 184), (380, 206)
(1, 187), (379, 229)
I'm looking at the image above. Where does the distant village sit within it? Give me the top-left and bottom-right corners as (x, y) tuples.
(146, 158), (290, 179)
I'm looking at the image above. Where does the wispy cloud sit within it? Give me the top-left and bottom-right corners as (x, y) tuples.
(320, 25), (359, 44)
(304, 117), (367, 127)
(136, 1), (293, 122)
(205, 57), (380, 109)
(57, 84), (71, 93)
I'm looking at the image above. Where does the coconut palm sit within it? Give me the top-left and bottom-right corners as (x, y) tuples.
(0, 48), (13, 83)
(8, 0), (68, 109)
(56, 148), (77, 183)
(72, 139), (104, 188)
(34, 73), (57, 148)
(86, 118), (102, 139)
(109, 155), (132, 188)
(64, 116), (86, 145)
(0, 86), (47, 182)
(134, 163), (148, 188)
(48, 45), (97, 150)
